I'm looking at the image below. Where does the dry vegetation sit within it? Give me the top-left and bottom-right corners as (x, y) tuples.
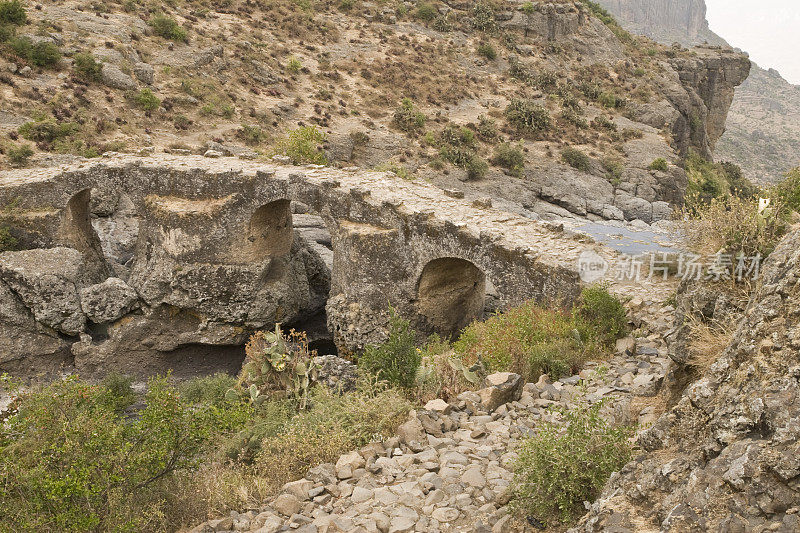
(0, 0), (690, 189)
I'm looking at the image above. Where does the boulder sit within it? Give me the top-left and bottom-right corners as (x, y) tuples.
(0, 248), (87, 336)
(477, 372), (523, 412)
(101, 63), (137, 91)
(80, 277), (139, 323)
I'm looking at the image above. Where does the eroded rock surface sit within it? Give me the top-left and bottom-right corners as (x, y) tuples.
(575, 228), (800, 532)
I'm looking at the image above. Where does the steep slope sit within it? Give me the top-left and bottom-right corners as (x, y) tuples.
(0, 0), (747, 222)
(597, 0), (800, 183)
(716, 65), (800, 184)
(575, 227), (800, 532)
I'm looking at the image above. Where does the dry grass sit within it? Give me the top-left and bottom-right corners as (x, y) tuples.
(680, 196), (787, 258)
(685, 314), (736, 374)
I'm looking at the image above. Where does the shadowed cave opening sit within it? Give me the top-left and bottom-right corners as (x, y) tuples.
(416, 257), (487, 340)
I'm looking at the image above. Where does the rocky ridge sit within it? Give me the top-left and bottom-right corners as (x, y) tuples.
(575, 228), (800, 531)
(597, 0), (800, 183)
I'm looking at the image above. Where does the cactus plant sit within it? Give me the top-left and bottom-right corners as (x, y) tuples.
(228, 325), (318, 409)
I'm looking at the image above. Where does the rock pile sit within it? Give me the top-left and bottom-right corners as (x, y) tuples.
(190, 330), (672, 533)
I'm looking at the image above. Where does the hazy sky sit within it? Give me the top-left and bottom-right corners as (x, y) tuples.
(706, 0), (800, 84)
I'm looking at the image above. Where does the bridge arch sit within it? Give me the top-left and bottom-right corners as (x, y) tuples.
(416, 256), (486, 339)
(245, 199), (293, 260)
(60, 188), (108, 279)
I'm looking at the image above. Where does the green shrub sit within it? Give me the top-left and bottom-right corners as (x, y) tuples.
(98, 372), (137, 413)
(577, 285), (628, 346)
(598, 91), (623, 108)
(149, 14), (187, 42)
(0, 0), (26, 25)
(31, 40), (60, 67)
(772, 167), (800, 214)
(0, 23), (15, 42)
(273, 125), (328, 165)
(648, 157), (668, 172)
(19, 118), (80, 143)
(7, 142), (33, 166)
(505, 99), (551, 135)
(375, 161), (413, 180)
(393, 97), (426, 133)
(471, 2), (496, 33)
(238, 123), (268, 145)
(179, 372), (238, 407)
(0, 225), (18, 251)
(476, 114), (498, 142)
(134, 88), (160, 111)
(521, 1), (535, 14)
(561, 147), (590, 172)
(477, 42), (496, 60)
(591, 115), (616, 131)
(454, 301), (596, 382)
(359, 308), (421, 388)
(285, 56), (302, 73)
(437, 125), (487, 179)
(464, 157), (488, 180)
(560, 108), (587, 129)
(73, 52), (103, 81)
(602, 157), (623, 184)
(415, 2), (437, 21)
(0, 376), (210, 531)
(511, 397), (633, 525)
(491, 142), (524, 177)
(534, 71), (558, 91)
(684, 151), (757, 211)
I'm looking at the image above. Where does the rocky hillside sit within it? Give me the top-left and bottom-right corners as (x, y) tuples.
(597, 0), (800, 183)
(575, 226), (800, 532)
(0, 0), (749, 222)
(716, 65), (800, 184)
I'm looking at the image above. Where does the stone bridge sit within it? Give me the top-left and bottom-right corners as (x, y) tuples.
(0, 155), (603, 378)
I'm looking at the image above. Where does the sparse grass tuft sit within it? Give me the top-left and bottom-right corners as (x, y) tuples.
(477, 41), (497, 60)
(0, 225), (18, 251)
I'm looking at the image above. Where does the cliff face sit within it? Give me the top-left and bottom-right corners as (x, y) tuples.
(598, 0), (800, 182)
(600, 0), (726, 47)
(716, 65), (800, 183)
